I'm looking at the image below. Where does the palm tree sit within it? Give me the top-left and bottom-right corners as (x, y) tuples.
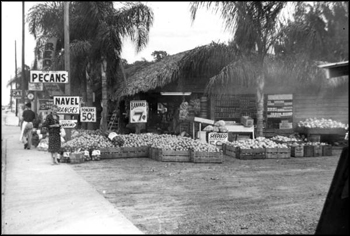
(27, 1), (154, 131)
(189, 2), (288, 137)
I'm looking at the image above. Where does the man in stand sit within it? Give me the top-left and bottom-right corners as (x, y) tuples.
(20, 102), (36, 149)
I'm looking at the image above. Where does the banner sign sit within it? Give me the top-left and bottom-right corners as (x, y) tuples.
(208, 132), (228, 146)
(80, 107), (96, 122)
(38, 99), (53, 110)
(130, 100), (148, 123)
(30, 70), (68, 83)
(11, 89), (22, 98)
(53, 96), (80, 114)
(28, 82), (43, 91)
(59, 119), (78, 128)
(43, 37), (57, 69)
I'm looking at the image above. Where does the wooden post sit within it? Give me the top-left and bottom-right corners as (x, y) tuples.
(21, 2), (25, 104)
(64, 2), (72, 141)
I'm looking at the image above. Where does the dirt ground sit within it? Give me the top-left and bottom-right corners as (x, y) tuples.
(71, 149), (343, 234)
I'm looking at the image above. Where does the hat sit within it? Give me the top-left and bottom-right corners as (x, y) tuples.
(25, 102), (32, 108)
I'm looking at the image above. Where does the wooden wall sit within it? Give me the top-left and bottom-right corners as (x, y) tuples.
(293, 90), (348, 125)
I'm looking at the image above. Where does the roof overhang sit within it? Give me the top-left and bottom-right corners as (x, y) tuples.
(318, 61), (349, 78)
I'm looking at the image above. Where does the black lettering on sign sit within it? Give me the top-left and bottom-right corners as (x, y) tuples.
(45, 42), (54, 51)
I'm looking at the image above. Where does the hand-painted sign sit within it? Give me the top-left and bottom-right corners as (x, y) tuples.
(130, 100), (148, 123)
(59, 119), (78, 128)
(30, 71), (68, 83)
(43, 37), (57, 69)
(11, 89), (22, 98)
(53, 96), (80, 114)
(80, 107), (96, 122)
(208, 132), (228, 146)
(38, 99), (53, 110)
(28, 82), (43, 91)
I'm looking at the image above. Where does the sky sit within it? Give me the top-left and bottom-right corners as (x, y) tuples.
(1, 1), (234, 106)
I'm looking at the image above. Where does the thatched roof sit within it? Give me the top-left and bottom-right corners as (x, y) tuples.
(113, 41), (348, 100)
(113, 51), (188, 100)
(113, 42), (237, 100)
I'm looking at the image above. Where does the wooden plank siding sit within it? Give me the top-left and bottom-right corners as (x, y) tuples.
(293, 92), (348, 126)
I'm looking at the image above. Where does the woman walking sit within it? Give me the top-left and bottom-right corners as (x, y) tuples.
(42, 104), (61, 164)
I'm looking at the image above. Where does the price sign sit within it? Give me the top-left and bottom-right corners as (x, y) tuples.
(11, 89), (22, 98)
(130, 100), (148, 123)
(80, 107), (96, 122)
(208, 132), (228, 146)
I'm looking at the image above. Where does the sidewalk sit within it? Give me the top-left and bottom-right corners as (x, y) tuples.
(1, 116), (143, 234)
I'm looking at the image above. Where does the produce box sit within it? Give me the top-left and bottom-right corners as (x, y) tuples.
(308, 134), (321, 143)
(322, 145), (332, 156)
(303, 145), (314, 157)
(240, 116), (254, 127)
(235, 148), (266, 160)
(100, 146), (149, 159)
(69, 152), (84, 164)
(190, 150), (224, 163)
(291, 146), (304, 157)
(265, 148), (278, 159)
(224, 145), (237, 158)
(313, 146), (322, 157)
(150, 147), (191, 162)
(278, 147), (291, 158)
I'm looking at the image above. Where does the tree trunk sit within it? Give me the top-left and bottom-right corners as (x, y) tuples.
(100, 58), (108, 131)
(81, 75), (87, 130)
(256, 73), (265, 137)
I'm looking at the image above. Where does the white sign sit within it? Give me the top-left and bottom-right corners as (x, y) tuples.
(28, 82), (43, 91)
(59, 120), (78, 128)
(208, 132), (228, 146)
(11, 89), (22, 98)
(53, 96), (80, 114)
(80, 107), (96, 122)
(27, 92), (35, 100)
(268, 94), (293, 100)
(30, 71), (68, 83)
(130, 100), (148, 123)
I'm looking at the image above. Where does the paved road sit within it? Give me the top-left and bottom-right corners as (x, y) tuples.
(1, 111), (143, 234)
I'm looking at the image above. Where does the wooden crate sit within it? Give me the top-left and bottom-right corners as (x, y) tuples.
(224, 145), (237, 158)
(303, 145), (314, 157)
(313, 146), (322, 157)
(322, 145), (333, 156)
(150, 147), (191, 162)
(190, 150), (224, 163)
(291, 146), (304, 157)
(69, 152), (84, 164)
(100, 146), (149, 159)
(236, 148), (266, 160)
(266, 148), (278, 159)
(278, 148), (291, 158)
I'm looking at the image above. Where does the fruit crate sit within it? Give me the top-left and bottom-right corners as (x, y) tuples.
(149, 147), (191, 162)
(190, 150), (224, 163)
(68, 152), (84, 164)
(291, 146), (304, 157)
(278, 147), (291, 158)
(265, 148), (278, 159)
(322, 145), (333, 156)
(303, 145), (314, 157)
(224, 145), (237, 158)
(100, 146), (149, 159)
(313, 146), (322, 157)
(235, 148), (266, 160)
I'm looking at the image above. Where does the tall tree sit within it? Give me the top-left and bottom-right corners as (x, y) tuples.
(190, 1), (288, 137)
(151, 50), (169, 62)
(27, 1), (154, 131)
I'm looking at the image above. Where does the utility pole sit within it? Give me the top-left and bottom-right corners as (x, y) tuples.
(15, 40), (18, 116)
(21, 1), (25, 104)
(64, 2), (72, 141)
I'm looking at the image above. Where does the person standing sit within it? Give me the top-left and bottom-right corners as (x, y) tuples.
(20, 102), (36, 149)
(42, 104), (61, 165)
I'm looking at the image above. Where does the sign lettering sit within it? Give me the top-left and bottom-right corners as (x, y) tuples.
(80, 107), (96, 122)
(59, 120), (78, 128)
(208, 132), (228, 146)
(30, 71), (68, 83)
(53, 96), (80, 114)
